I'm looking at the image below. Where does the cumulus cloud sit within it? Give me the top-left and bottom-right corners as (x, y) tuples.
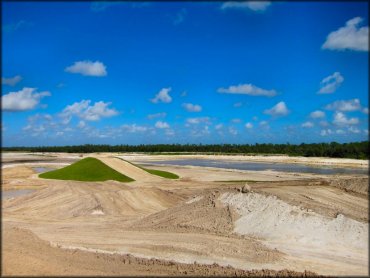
(2, 75), (22, 86)
(310, 110), (326, 119)
(186, 117), (211, 125)
(233, 102), (243, 107)
(325, 98), (362, 112)
(332, 111), (359, 126)
(147, 112), (167, 119)
(215, 123), (223, 130)
(151, 87), (172, 103)
(2, 87), (51, 112)
(182, 103), (202, 112)
(259, 120), (270, 129)
(221, 1), (271, 12)
(229, 127), (238, 135)
(65, 60), (107, 76)
(362, 107), (369, 114)
(245, 122), (253, 129)
(218, 83), (276, 97)
(322, 17), (368, 51)
(264, 101), (289, 116)
(121, 124), (148, 133)
(320, 129), (333, 136)
(302, 121), (314, 128)
(318, 72), (344, 94)
(348, 126), (360, 134)
(59, 100), (118, 123)
(155, 121), (170, 129)
(231, 118), (241, 123)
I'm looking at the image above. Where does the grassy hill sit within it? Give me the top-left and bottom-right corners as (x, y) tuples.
(118, 158), (179, 179)
(39, 157), (134, 182)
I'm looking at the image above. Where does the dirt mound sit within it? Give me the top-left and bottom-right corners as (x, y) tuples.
(3, 182), (184, 220)
(219, 192), (367, 249)
(327, 177), (369, 195)
(131, 191), (238, 235)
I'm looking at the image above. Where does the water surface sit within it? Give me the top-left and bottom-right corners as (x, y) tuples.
(139, 159), (368, 175)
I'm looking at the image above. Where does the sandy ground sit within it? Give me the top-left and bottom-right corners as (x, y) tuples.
(1, 152), (369, 276)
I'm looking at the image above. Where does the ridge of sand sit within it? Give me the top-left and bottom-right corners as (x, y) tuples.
(92, 156), (165, 182)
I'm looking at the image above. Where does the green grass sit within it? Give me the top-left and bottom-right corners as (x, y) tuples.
(39, 157), (134, 182)
(118, 158), (179, 179)
(143, 168), (179, 179)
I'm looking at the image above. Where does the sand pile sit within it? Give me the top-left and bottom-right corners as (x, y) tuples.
(219, 192), (367, 250)
(327, 177), (369, 195)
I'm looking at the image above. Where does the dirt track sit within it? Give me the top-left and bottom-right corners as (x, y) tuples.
(2, 152), (369, 276)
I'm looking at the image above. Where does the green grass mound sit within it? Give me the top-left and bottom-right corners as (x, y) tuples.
(119, 158), (179, 179)
(143, 168), (179, 179)
(39, 157), (134, 182)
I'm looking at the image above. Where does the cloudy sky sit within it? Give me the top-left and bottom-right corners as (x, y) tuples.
(2, 1), (369, 146)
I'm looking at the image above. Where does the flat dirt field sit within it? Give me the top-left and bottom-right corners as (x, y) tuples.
(2, 152), (369, 276)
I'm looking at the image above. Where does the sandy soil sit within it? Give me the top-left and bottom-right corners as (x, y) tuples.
(1, 152), (369, 276)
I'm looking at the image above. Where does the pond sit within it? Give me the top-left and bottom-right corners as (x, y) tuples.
(138, 159), (369, 175)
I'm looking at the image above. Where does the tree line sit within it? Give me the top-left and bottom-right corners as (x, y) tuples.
(2, 141), (369, 159)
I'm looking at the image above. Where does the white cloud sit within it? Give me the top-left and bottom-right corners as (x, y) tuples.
(302, 121), (314, 128)
(60, 100), (118, 123)
(325, 98), (362, 112)
(2, 75), (22, 86)
(322, 17), (368, 51)
(362, 107), (369, 114)
(264, 101), (289, 116)
(155, 121), (170, 129)
(121, 124), (148, 133)
(320, 129), (333, 136)
(310, 110), (326, 119)
(259, 120), (270, 129)
(182, 103), (202, 112)
(215, 123), (223, 130)
(245, 122), (253, 129)
(229, 127), (238, 135)
(332, 112), (359, 126)
(2, 87), (51, 112)
(65, 60), (107, 76)
(231, 118), (241, 123)
(348, 126), (360, 134)
(318, 72), (344, 94)
(147, 112), (167, 119)
(190, 125), (210, 137)
(218, 83), (276, 97)
(336, 129), (345, 135)
(151, 87), (172, 103)
(186, 117), (211, 125)
(77, 121), (86, 128)
(319, 120), (329, 127)
(233, 102), (243, 107)
(221, 1), (271, 12)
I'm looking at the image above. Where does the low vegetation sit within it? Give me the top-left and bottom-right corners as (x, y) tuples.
(39, 157), (134, 182)
(142, 168), (179, 179)
(3, 141), (369, 159)
(119, 158), (179, 179)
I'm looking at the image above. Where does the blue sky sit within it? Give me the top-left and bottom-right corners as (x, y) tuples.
(2, 1), (369, 146)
